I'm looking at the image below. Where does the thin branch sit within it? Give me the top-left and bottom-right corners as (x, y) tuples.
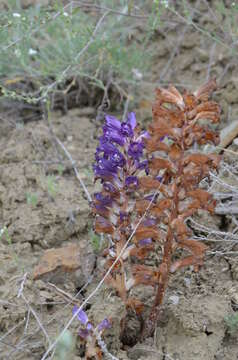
(54, 137), (92, 203)
(17, 274), (51, 347)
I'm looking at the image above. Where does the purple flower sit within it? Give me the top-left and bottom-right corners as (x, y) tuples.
(137, 160), (149, 175)
(128, 142), (144, 160)
(156, 175), (163, 182)
(139, 238), (152, 246)
(73, 306), (88, 325)
(125, 176), (139, 188)
(94, 193), (113, 207)
(98, 318), (111, 332)
(103, 182), (118, 194)
(144, 194), (157, 203)
(121, 122), (133, 137)
(103, 118), (125, 145)
(86, 322), (93, 330)
(136, 130), (150, 142)
(142, 218), (157, 226)
(105, 115), (121, 130)
(119, 211), (128, 222)
(79, 328), (90, 339)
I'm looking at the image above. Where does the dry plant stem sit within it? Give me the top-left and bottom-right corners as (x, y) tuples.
(142, 154), (184, 338)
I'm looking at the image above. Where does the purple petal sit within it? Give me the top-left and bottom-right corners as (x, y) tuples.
(119, 211), (128, 222)
(103, 127), (125, 146)
(127, 112), (137, 130)
(86, 322), (93, 330)
(97, 141), (119, 157)
(128, 142), (144, 160)
(94, 193), (112, 206)
(144, 194), (157, 203)
(73, 306), (88, 325)
(139, 238), (152, 246)
(136, 131), (150, 142)
(93, 165), (116, 180)
(105, 115), (121, 130)
(137, 160), (149, 175)
(142, 218), (157, 226)
(98, 318), (111, 332)
(121, 122), (133, 137)
(156, 175), (163, 182)
(103, 182), (118, 194)
(125, 176), (138, 188)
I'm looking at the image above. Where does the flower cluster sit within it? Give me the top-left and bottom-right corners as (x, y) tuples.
(93, 113), (149, 237)
(73, 305), (111, 340)
(94, 112), (148, 182)
(73, 305), (112, 359)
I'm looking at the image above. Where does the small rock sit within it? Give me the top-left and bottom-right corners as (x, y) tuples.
(33, 243), (95, 287)
(169, 295), (180, 305)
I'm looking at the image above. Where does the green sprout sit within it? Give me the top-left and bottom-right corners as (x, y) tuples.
(26, 192), (38, 207)
(46, 175), (58, 198)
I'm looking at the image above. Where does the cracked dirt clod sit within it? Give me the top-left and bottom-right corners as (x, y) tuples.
(33, 243), (95, 287)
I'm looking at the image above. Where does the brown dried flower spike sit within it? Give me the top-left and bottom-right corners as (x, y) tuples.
(140, 79), (221, 338)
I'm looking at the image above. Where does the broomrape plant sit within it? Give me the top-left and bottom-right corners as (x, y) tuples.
(77, 79), (221, 355)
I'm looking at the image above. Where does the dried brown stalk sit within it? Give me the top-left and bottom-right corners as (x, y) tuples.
(140, 79), (221, 338)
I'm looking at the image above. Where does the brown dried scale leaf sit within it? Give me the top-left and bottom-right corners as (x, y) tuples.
(130, 244), (155, 259)
(149, 158), (175, 172)
(136, 199), (152, 214)
(94, 216), (114, 234)
(106, 273), (127, 302)
(183, 153), (220, 168)
(155, 87), (184, 109)
(152, 106), (185, 127)
(134, 225), (159, 241)
(194, 78), (217, 101)
(187, 189), (213, 203)
(132, 264), (160, 287)
(151, 199), (172, 218)
(139, 176), (162, 190)
(171, 239), (208, 273)
(145, 138), (169, 153)
(126, 297), (144, 314)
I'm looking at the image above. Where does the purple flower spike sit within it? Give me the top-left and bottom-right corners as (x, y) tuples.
(125, 176), (139, 188)
(139, 238), (152, 246)
(98, 318), (111, 332)
(73, 305), (88, 325)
